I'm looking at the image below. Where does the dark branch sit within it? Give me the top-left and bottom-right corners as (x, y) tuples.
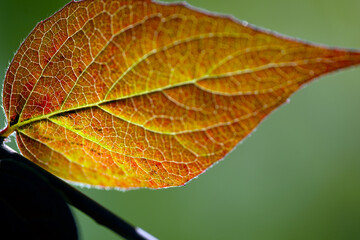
(0, 140), (156, 240)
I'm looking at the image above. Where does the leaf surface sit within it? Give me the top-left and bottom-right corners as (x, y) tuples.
(1, 0), (360, 188)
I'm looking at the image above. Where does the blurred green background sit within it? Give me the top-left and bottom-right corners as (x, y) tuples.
(1, 0), (360, 239)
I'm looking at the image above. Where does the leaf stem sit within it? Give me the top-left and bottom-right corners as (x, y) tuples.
(0, 126), (14, 138)
(0, 142), (157, 240)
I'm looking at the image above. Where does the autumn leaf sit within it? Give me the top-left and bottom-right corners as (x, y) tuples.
(1, 0), (359, 189)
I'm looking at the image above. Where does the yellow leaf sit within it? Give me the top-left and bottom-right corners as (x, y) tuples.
(1, 0), (360, 189)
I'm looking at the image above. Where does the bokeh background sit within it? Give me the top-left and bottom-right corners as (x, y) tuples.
(1, 0), (360, 239)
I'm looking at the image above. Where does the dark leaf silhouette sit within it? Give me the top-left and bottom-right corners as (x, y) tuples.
(0, 158), (78, 240)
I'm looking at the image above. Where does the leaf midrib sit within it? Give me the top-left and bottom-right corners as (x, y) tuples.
(8, 56), (345, 135)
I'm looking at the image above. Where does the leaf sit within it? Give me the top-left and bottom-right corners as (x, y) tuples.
(1, 0), (360, 189)
(0, 158), (78, 240)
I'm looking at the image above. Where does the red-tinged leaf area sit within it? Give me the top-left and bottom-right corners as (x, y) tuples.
(1, 0), (360, 189)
